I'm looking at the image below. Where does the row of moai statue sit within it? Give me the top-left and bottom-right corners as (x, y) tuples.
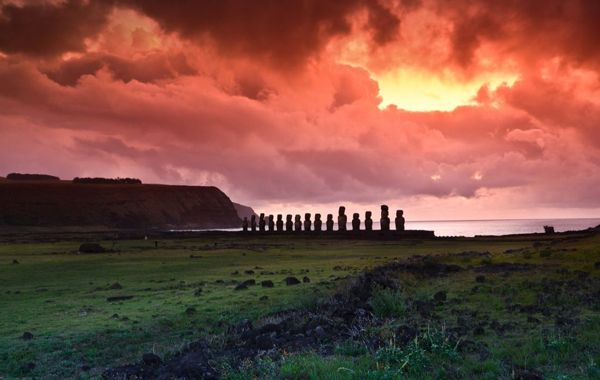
(242, 205), (405, 232)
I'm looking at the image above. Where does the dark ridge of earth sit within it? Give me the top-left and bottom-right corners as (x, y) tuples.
(103, 253), (593, 380)
(0, 179), (241, 229)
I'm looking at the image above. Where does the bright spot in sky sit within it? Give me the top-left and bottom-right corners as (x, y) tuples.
(375, 68), (518, 112)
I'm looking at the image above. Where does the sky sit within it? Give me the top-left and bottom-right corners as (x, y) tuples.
(1, 0), (600, 220)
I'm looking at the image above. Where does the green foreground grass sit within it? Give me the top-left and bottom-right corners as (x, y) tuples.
(1, 232), (600, 379)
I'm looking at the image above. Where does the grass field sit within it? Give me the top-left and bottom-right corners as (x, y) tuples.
(1, 232), (600, 379)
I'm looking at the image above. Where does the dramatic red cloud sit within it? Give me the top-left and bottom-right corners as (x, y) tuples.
(1, 0), (600, 219)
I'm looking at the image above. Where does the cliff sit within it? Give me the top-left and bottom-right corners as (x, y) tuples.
(0, 180), (241, 229)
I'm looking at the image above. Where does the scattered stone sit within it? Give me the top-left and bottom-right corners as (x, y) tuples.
(433, 290), (447, 302)
(594, 262), (600, 269)
(259, 295), (269, 301)
(185, 307), (197, 315)
(142, 353), (162, 366)
(230, 270), (239, 275)
(302, 276), (311, 283)
(20, 362), (35, 372)
(284, 277), (301, 286)
(12, 259), (19, 264)
(476, 275), (486, 283)
(78, 243), (106, 254)
(314, 326), (326, 338)
(111, 314), (120, 319)
(513, 366), (545, 380)
(106, 295), (133, 302)
(244, 270), (255, 275)
(261, 280), (274, 288)
(194, 288), (203, 296)
(81, 364), (91, 371)
(108, 282), (122, 290)
(21, 331), (34, 340)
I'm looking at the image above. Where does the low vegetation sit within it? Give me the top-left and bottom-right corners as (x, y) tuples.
(1, 231), (600, 379)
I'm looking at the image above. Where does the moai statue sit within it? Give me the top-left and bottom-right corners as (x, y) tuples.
(250, 215), (257, 232)
(365, 211), (373, 231)
(314, 213), (322, 232)
(268, 214), (275, 231)
(326, 214), (334, 231)
(380, 205), (390, 231)
(352, 213), (360, 231)
(242, 217), (249, 232)
(276, 214), (284, 232)
(285, 214), (293, 232)
(304, 213), (312, 231)
(395, 210), (405, 231)
(259, 213), (266, 232)
(338, 206), (347, 231)
(294, 215), (302, 231)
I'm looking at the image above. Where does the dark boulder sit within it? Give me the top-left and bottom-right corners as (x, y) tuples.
(21, 331), (34, 340)
(79, 243), (106, 254)
(433, 290), (447, 302)
(284, 277), (301, 286)
(261, 280), (274, 288)
(302, 276), (311, 283)
(142, 353), (162, 366)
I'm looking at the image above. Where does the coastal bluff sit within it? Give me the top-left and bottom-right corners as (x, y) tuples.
(0, 178), (241, 229)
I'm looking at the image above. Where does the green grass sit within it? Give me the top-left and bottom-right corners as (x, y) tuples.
(1, 232), (600, 378)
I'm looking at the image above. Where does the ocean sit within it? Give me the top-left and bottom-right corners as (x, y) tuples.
(406, 218), (600, 237)
(182, 218), (600, 237)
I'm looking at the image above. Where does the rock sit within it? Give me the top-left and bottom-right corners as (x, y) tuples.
(527, 316), (541, 324)
(21, 331), (34, 340)
(230, 270), (239, 275)
(314, 326), (326, 338)
(284, 277), (301, 285)
(111, 313), (119, 319)
(259, 295), (269, 301)
(302, 276), (311, 283)
(473, 326), (485, 335)
(81, 364), (91, 371)
(395, 325), (418, 345)
(20, 362), (35, 372)
(476, 275), (486, 283)
(108, 282), (122, 290)
(234, 283), (248, 291)
(106, 295), (133, 302)
(12, 259), (19, 264)
(185, 307), (196, 315)
(78, 243), (106, 254)
(513, 366), (545, 380)
(194, 288), (203, 296)
(594, 261), (600, 269)
(433, 290), (447, 302)
(261, 280), (274, 288)
(142, 353), (162, 366)
(244, 270), (255, 275)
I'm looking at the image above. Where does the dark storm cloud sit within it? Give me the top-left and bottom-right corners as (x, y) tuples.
(118, 0), (401, 67)
(0, 0), (113, 57)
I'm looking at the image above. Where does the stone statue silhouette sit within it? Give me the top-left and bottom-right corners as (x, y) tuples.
(326, 214), (334, 231)
(250, 215), (257, 232)
(338, 206), (347, 231)
(395, 210), (405, 231)
(285, 214), (293, 232)
(242, 217), (249, 232)
(294, 215), (302, 231)
(314, 213), (322, 232)
(352, 213), (360, 231)
(365, 211), (373, 231)
(259, 213), (266, 232)
(304, 213), (312, 231)
(380, 205), (390, 231)
(268, 214), (275, 231)
(276, 214), (284, 232)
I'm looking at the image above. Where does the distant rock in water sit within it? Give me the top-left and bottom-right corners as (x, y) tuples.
(0, 181), (241, 229)
(233, 202), (257, 220)
(6, 173), (60, 181)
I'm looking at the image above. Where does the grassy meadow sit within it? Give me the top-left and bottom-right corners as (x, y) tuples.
(1, 232), (600, 379)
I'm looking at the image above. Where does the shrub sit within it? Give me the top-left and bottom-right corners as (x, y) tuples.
(369, 287), (405, 318)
